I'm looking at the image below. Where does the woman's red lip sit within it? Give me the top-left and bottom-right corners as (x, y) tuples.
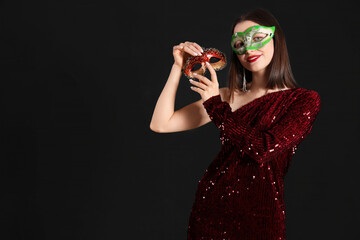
(247, 55), (261, 62)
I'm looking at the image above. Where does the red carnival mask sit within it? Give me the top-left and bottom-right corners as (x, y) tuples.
(183, 47), (227, 79)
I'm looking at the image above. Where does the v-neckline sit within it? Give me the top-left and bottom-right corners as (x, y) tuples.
(230, 87), (299, 114)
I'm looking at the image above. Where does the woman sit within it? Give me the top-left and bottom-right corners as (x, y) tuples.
(150, 8), (321, 240)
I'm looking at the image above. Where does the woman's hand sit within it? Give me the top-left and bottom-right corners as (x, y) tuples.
(173, 41), (204, 69)
(189, 62), (220, 102)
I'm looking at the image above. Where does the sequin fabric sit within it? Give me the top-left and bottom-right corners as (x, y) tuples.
(187, 87), (321, 239)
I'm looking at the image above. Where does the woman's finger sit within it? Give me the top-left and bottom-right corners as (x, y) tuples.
(173, 45), (182, 51)
(193, 73), (212, 86)
(186, 44), (201, 56)
(189, 78), (207, 90)
(190, 85), (204, 95)
(184, 45), (199, 56)
(205, 62), (218, 84)
(192, 42), (204, 53)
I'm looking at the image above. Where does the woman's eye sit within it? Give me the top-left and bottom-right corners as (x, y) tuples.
(253, 36), (264, 41)
(253, 33), (267, 42)
(235, 41), (244, 48)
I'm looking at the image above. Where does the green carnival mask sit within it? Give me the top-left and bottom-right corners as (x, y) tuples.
(231, 25), (275, 55)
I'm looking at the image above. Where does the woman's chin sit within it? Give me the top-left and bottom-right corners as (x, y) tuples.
(246, 66), (266, 73)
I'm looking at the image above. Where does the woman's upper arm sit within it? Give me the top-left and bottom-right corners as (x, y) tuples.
(157, 98), (211, 133)
(157, 88), (228, 133)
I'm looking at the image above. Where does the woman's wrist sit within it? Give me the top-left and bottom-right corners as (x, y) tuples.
(172, 63), (183, 71)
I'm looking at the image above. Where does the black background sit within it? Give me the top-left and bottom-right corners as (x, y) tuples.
(1, 0), (359, 239)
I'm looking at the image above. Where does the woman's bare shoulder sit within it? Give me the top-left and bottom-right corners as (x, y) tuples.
(219, 87), (229, 101)
(219, 87), (240, 102)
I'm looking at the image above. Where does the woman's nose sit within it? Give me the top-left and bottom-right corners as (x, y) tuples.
(245, 49), (255, 54)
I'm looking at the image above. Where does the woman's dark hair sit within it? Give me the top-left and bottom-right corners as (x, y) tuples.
(226, 8), (299, 103)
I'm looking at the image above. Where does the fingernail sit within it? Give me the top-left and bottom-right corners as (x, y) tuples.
(193, 73), (197, 75)
(206, 62), (210, 65)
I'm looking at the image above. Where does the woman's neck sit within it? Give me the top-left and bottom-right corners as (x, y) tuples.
(247, 68), (269, 91)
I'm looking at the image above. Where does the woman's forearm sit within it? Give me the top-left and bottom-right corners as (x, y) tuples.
(149, 64), (183, 132)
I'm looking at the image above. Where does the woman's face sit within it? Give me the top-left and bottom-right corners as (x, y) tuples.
(233, 20), (274, 73)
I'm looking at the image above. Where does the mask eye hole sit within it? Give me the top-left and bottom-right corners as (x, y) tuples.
(253, 33), (268, 42)
(191, 63), (202, 72)
(209, 57), (220, 64)
(234, 40), (244, 49)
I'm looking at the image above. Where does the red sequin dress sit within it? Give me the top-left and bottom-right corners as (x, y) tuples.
(187, 87), (321, 240)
